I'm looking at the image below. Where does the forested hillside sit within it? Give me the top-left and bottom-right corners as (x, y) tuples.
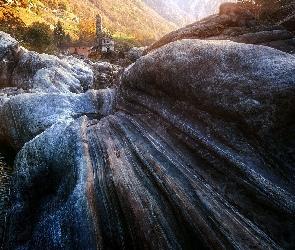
(0, 0), (178, 46)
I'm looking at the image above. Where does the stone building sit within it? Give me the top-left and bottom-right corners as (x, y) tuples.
(60, 43), (93, 58)
(96, 14), (115, 53)
(61, 14), (115, 58)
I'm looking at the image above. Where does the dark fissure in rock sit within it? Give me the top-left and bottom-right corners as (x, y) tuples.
(0, 144), (16, 244)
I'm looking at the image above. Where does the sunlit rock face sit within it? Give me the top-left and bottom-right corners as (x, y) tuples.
(11, 52), (93, 93)
(1, 32), (295, 249)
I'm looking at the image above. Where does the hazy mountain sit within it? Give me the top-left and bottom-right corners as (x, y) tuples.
(143, 0), (236, 26)
(1, 0), (179, 42)
(141, 0), (194, 27)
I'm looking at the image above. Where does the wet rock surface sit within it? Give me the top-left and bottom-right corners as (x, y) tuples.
(0, 31), (295, 250)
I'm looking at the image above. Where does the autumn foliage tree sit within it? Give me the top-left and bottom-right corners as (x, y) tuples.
(0, 7), (26, 40)
(77, 18), (96, 43)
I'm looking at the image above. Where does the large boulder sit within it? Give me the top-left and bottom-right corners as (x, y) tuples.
(0, 31), (93, 94)
(0, 33), (117, 245)
(0, 89), (115, 150)
(273, 2), (295, 32)
(144, 3), (294, 55)
(0, 32), (24, 89)
(219, 2), (257, 27)
(10, 52), (93, 93)
(0, 33), (110, 151)
(2, 35), (295, 250)
(90, 61), (123, 90)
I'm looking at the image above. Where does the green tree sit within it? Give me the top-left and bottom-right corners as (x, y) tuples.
(25, 22), (53, 53)
(64, 33), (72, 43)
(53, 20), (65, 47)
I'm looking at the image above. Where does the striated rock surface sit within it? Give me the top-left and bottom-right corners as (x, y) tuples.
(0, 33), (117, 243)
(1, 32), (295, 250)
(273, 2), (295, 32)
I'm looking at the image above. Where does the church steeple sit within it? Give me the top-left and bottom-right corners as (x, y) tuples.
(96, 14), (102, 49)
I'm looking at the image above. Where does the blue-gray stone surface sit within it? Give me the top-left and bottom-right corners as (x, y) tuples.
(0, 32), (295, 249)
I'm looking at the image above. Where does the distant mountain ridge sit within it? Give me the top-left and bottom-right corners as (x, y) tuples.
(142, 0), (236, 26)
(1, 0), (235, 44)
(1, 0), (179, 42)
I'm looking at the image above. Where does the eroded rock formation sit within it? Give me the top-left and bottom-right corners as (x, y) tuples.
(144, 3), (295, 55)
(0, 30), (295, 249)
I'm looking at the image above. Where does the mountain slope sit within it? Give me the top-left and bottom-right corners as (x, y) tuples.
(141, 0), (194, 27)
(1, 0), (236, 45)
(143, 0), (236, 26)
(1, 0), (179, 42)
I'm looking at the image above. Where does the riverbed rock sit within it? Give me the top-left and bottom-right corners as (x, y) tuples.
(0, 89), (116, 151)
(144, 3), (294, 55)
(0, 31), (93, 94)
(90, 61), (123, 90)
(10, 52), (93, 93)
(126, 47), (147, 63)
(0, 32), (24, 89)
(2, 35), (295, 250)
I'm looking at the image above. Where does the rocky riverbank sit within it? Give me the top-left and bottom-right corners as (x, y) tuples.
(0, 5), (295, 247)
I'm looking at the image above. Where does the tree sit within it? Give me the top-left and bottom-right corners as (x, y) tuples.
(64, 33), (72, 44)
(0, 7), (26, 40)
(25, 22), (53, 53)
(53, 20), (65, 47)
(19, 0), (29, 8)
(77, 18), (96, 43)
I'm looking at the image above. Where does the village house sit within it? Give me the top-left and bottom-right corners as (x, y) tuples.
(101, 34), (115, 52)
(60, 43), (93, 58)
(61, 14), (115, 58)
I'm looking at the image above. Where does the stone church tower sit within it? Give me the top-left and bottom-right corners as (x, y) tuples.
(96, 14), (102, 49)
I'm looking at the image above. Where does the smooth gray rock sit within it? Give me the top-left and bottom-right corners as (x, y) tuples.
(0, 89), (115, 150)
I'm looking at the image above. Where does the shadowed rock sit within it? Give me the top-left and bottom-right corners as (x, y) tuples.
(0, 33), (24, 89)
(1, 33), (295, 249)
(144, 3), (295, 55)
(90, 61), (123, 90)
